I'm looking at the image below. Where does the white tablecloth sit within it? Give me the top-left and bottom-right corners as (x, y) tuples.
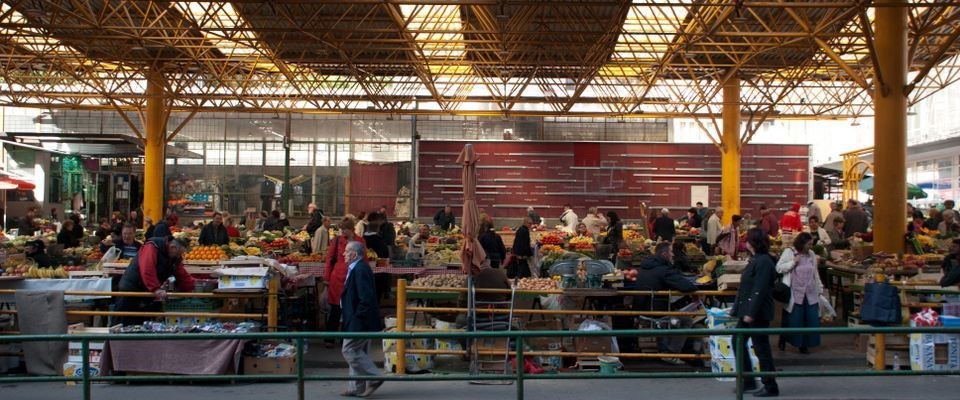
(0, 278), (113, 302)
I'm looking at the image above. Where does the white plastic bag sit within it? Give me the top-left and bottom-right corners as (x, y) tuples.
(99, 247), (121, 264)
(819, 294), (837, 320)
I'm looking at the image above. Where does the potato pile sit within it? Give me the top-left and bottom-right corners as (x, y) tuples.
(411, 274), (466, 288)
(517, 277), (557, 291)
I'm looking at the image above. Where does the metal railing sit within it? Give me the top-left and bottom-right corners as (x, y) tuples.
(1, 326), (959, 400)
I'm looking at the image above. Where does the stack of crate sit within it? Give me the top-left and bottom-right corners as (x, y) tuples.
(63, 323), (120, 383)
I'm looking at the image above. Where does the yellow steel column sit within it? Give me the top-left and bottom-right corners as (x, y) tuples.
(143, 71), (167, 226)
(721, 75), (741, 225)
(873, 0), (908, 253)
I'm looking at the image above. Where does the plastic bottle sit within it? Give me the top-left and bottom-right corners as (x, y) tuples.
(893, 353), (900, 370)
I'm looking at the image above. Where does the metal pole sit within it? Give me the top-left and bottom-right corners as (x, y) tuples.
(873, 0), (908, 253)
(721, 74), (741, 226)
(734, 331), (743, 400)
(143, 70), (166, 225)
(516, 335), (525, 400)
(82, 339), (91, 400)
(874, 333), (886, 371)
(283, 113), (292, 215)
(268, 276), (279, 332)
(296, 337), (305, 400)
(396, 279), (408, 375)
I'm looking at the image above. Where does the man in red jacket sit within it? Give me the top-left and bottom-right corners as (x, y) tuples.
(117, 237), (195, 324)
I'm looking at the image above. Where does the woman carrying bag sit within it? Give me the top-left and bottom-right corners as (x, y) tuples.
(731, 228), (780, 397)
(775, 232), (823, 354)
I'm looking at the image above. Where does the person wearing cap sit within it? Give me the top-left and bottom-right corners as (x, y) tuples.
(653, 208), (676, 242)
(780, 203), (804, 232)
(25, 239), (54, 268)
(117, 236), (195, 324)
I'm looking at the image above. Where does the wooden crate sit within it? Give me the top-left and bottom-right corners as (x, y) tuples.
(866, 345), (909, 369)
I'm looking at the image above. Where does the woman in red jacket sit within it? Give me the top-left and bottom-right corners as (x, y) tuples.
(780, 203), (804, 233)
(323, 216), (365, 347)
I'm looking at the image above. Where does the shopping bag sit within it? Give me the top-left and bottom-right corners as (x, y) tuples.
(99, 247), (122, 264)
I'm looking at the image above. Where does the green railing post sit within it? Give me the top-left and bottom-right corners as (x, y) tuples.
(515, 335), (524, 400)
(734, 331), (743, 400)
(296, 337), (305, 400)
(81, 339), (91, 400)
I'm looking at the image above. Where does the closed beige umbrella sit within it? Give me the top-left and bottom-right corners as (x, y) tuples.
(457, 144), (486, 274)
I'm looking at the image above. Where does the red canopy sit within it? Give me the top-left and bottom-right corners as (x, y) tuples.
(457, 144), (486, 274)
(0, 177), (35, 190)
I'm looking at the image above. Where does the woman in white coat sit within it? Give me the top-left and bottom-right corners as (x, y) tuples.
(775, 232), (823, 354)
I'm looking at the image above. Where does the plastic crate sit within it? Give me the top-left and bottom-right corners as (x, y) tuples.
(162, 298), (223, 313)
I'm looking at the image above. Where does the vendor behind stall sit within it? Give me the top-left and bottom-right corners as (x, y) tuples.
(198, 212), (230, 245)
(57, 219), (81, 249)
(25, 239), (54, 268)
(940, 239), (960, 288)
(406, 224), (432, 262)
(117, 237), (195, 325)
(632, 242), (697, 365)
(17, 207), (38, 236)
(100, 224), (142, 259)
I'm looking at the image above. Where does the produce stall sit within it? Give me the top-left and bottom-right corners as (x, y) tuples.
(392, 278), (736, 375)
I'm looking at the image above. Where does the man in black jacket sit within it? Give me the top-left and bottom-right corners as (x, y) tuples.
(633, 242), (697, 364)
(653, 208), (676, 242)
(338, 241), (384, 397)
(510, 217), (534, 278)
(198, 212), (230, 245)
(17, 207), (38, 236)
(303, 203), (324, 237)
(433, 206), (456, 231)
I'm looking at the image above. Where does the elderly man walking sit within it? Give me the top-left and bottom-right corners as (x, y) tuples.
(339, 241), (385, 397)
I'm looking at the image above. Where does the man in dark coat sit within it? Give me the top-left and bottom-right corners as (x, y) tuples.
(731, 228), (779, 396)
(842, 199), (869, 237)
(510, 217), (534, 278)
(633, 242), (697, 362)
(198, 212), (230, 245)
(304, 203), (324, 237)
(338, 241), (384, 397)
(17, 207), (38, 236)
(653, 208), (676, 242)
(433, 206), (456, 231)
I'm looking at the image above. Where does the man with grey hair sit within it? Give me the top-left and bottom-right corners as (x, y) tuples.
(653, 208), (676, 242)
(706, 207), (724, 255)
(940, 209), (960, 234)
(338, 240), (384, 397)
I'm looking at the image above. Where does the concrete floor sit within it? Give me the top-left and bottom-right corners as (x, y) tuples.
(4, 334), (960, 400)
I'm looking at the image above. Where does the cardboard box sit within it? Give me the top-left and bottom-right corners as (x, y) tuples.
(382, 327), (434, 353)
(575, 336), (613, 353)
(909, 333), (960, 371)
(710, 356), (761, 382)
(708, 336), (756, 360)
(217, 267), (270, 289)
(63, 362), (101, 378)
(524, 319), (564, 350)
(383, 352), (434, 374)
(244, 356), (295, 375)
(717, 274), (741, 291)
(706, 313), (738, 330)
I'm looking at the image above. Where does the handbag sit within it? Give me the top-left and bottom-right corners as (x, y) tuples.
(772, 280), (791, 303)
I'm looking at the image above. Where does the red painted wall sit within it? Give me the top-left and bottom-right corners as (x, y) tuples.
(417, 141), (810, 221)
